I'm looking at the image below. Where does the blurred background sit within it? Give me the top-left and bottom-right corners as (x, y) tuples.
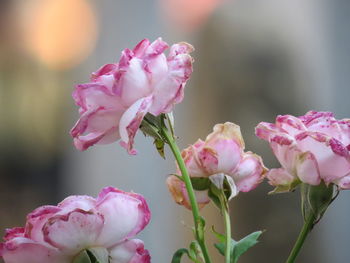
(0, 0), (349, 262)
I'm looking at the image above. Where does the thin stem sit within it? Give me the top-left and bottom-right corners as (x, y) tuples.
(286, 213), (316, 263)
(161, 127), (212, 263)
(220, 196), (231, 263)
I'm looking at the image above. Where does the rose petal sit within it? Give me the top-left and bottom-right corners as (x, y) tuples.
(95, 188), (151, 247)
(295, 152), (321, 185)
(1, 237), (66, 263)
(296, 133), (350, 182)
(43, 209), (104, 254)
(119, 96), (153, 155)
(266, 168), (295, 187)
(109, 239), (150, 263)
(232, 152), (266, 192)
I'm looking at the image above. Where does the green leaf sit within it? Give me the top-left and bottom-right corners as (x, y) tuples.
(231, 231), (263, 263)
(191, 177), (211, 191)
(171, 248), (190, 263)
(213, 231), (263, 263)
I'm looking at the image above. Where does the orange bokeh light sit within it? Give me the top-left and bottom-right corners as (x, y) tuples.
(21, 0), (98, 70)
(160, 0), (224, 32)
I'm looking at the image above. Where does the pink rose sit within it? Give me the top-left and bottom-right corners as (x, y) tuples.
(70, 38), (194, 154)
(167, 122), (267, 209)
(0, 187), (151, 263)
(256, 111), (350, 190)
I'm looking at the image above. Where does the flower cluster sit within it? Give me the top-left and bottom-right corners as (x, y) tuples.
(256, 111), (350, 191)
(70, 38), (194, 154)
(167, 122), (267, 209)
(0, 187), (151, 263)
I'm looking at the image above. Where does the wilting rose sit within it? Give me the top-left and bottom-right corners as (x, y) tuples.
(0, 187), (151, 263)
(256, 111), (350, 191)
(71, 38), (194, 154)
(167, 122), (267, 209)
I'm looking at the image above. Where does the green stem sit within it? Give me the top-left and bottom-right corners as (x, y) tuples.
(161, 127), (212, 263)
(220, 196), (231, 263)
(285, 213), (316, 263)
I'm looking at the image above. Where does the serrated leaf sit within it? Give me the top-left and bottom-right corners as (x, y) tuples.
(191, 177), (211, 191)
(214, 231), (263, 263)
(231, 231), (262, 263)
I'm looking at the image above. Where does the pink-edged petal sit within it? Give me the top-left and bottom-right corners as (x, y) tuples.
(95, 187), (151, 247)
(296, 132), (350, 182)
(275, 114), (307, 135)
(109, 239), (150, 263)
(71, 108), (122, 151)
(132, 39), (151, 58)
(1, 237), (66, 263)
(148, 43), (193, 115)
(43, 209), (104, 254)
(295, 152), (321, 185)
(299, 111), (334, 126)
(269, 134), (299, 173)
(73, 131), (107, 151)
(232, 152), (266, 192)
(91, 63), (118, 82)
(266, 168), (296, 187)
(24, 206), (61, 243)
(58, 195), (96, 214)
(255, 122), (285, 141)
(73, 83), (120, 112)
(168, 42), (195, 60)
(4, 228), (24, 241)
(119, 96), (153, 155)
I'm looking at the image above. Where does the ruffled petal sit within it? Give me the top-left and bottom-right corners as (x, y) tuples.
(119, 96), (153, 155)
(95, 187), (151, 247)
(24, 206), (61, 243)
(1, 237), (66, 263)
(109, 239), (150, 263)
(255, 122), (285, 141)
(149, 42), (193, 115)
(42, 209), (104, 254)
(275, 114), (306, 135)
(296, 132), (350, 182)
